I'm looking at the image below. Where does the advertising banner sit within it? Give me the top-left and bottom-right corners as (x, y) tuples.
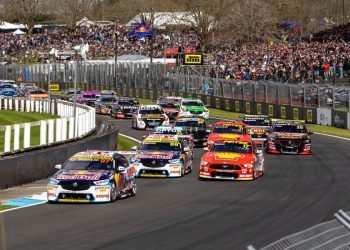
(317, 108), (332, 125)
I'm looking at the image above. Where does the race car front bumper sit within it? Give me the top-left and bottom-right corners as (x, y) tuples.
(178, 111), (209, 119)
(97, 109), (111, 115)
(132, 162), (183, 177)
(266, 142), (311, 155)
(47, 184), (112, 203)
(137, 119), (169, 129)
(199, 170), (254, 180)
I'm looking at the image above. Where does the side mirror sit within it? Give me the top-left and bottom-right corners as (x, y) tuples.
(131, 146), (138, 151)
(308, 131), (313, 135)
(184, 147), (190, 152)
(55, 164), (62, 170)
(206, 129), (211, 134)
(117, 166), (126, 172)
(142, 135), (147, 139)
(203, 147), (209, 151)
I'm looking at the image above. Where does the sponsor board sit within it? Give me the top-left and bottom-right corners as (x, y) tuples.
(49, 84), (59, 91)
(317, 108), (332, 125)
(293, 108), (299, 120)
(268, 105), (274, 117)
(225, 100), (230, 110)
(183, 54), (203, 65)
(215, 98), (220, 108)
(280, 106), (286, 119)
(235, 101), (240, 112)
(306, 109), (313, 123)
(245, 102), (251, 114)
(257, 103), (262, 115)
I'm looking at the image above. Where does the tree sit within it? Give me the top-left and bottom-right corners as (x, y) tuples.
(2, 0), (41, 33)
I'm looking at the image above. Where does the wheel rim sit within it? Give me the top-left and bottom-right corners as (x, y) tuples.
(110, 183), (117, 201)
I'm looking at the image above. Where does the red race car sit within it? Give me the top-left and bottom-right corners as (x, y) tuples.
(207, 121), (250, 149)
(199, 137), (264, 181)
(266, 120), (312, 155)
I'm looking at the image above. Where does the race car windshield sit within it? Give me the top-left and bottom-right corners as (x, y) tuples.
(119, 100), (134, 106)
(83, 94), (96, 99)
(175, 121), (204, 128)
(183, 101), (203, 107)
(139, 109), (162, 114)
(63, 160), (113, 170)
(211, 143), (252, 154)
(100, 97), (115, 102)
(213, 126), (245, 134)
(139, 142), (180, 151)
(159, 103), (178, 108)
(274, 125), (306, 133)
(243, 119), (270, 126)
(154, 130), (180, 135)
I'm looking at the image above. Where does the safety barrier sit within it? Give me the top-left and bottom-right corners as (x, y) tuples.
(0, 97), (96, 154)
(259, 210), (350, 250)
(0, 62), (349, 129)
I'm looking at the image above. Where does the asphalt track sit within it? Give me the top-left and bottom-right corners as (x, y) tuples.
(2, 117), (350, 250)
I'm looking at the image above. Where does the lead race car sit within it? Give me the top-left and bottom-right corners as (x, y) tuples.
(131, 134), (193, 177)
(266, 120), (312, 155)
(47, 151), (137, 203)
(132, 105), (169, 130)
(241, 115), (272, 145)
(199, 136), (264, 181)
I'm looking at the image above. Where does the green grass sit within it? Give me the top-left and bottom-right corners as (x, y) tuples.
(307, 125), (350, 138)
(0, 110), (59, 152)
(208, 108), (243, 120)
(0, 204), (14, 211)
(0, 110), (57, 126)
(117, 134), (139, 150)
(138, 98), (154, 105)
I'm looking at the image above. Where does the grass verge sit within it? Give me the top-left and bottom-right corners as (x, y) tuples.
(117, 134), (140, 151)
(0, 204), (14, 211)
(137, 97), (350, 139)
(0, 110), (59, 152)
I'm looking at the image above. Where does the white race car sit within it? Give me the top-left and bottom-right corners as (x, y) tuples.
(132, 105), (169, 130)
(131, 134), (192, 177)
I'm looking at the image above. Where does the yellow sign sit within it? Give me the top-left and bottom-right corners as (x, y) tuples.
(225, 100), (230, 110)
(206, 96), (211, 106)
(49, 84), (59, 91)
(235, 101), (240, 112)
(257, 103), (262, 115)
(293, 108), (299, 120)
(183, 54), (203, 65)
(307, 109), (313, 123)
(245, 102), (251, 114)
(281, 106), (286, 119)
(268, 105), (274, 117)
(215, 98), (220, 108)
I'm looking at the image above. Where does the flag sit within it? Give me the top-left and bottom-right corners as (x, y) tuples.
(128, 22), (153, 39)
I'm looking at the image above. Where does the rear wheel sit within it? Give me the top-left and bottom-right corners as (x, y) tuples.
(110, 182), (118, 202)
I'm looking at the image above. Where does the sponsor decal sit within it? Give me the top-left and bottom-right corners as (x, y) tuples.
(235, 101), (240, 112)
(293, 108), (299, 120)
(268, 105), (274, 117)
(307, 109), (313, 123)
(257, 103), (262, 115)
(49, 84), (60, 91)
(47, 185), (57, 191)
(214, 153), (244, 160)
(276, 133), (304, 139)
(280, 106), (286, 119)
(216, 98), (220, 108)
(137, 151), (174, 160)
(225, 100), (230, 110)
(96, 194), (110, 199)
(218, 134), (241, 139)
(56, 171), (102, 181)
(245, 102), (251, 114)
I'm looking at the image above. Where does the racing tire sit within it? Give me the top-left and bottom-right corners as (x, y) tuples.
(110, 182), (118, 202)
(129, 181), (137, 196)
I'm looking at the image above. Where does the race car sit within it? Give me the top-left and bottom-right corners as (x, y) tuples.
(132, 105), (169, 130)
(100, 90), (117, 96)
(178, 98), (209, 119)
(47, 150), (137, 203)
(77, 90), (100, 106)
(156, 96), (182, 120)
(131, 134), (193, 177)
(207, 121), (250, 149)
(199, 137), (264, 180)
(266, 120), (312, 155)
(61, 88), (82, 102)
(241, 115), (272, 144)
(95, 95), (118, 115)
(111, 98), (139, 119)
(175, 117), (211, 147)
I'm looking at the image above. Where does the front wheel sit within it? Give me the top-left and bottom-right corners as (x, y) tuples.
(110, 182), (118, 202)
(129, 180), (137, 196)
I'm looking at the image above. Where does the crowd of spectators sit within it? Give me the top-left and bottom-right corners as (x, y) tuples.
(0, 22), (350, 84)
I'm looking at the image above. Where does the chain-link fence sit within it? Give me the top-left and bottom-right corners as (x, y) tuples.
(0, 62), (349, 111)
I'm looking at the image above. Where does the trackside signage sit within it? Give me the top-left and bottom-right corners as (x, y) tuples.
(317, 108), (331, 125)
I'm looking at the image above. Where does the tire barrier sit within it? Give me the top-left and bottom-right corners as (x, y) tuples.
(0, 118), (117, 189)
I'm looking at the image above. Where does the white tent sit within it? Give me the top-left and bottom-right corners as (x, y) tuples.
(0, 21), (26, 30)
(76, 17), (96, 27)
(13, 29), (26, 35)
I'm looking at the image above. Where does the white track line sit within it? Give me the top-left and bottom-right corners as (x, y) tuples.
(119, 133), (141, 143)
(0, 201), (47, 214)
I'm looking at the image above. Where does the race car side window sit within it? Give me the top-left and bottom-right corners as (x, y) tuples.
(115, 156), (128, 168)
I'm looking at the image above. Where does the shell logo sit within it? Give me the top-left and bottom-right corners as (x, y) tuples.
(214, 153), (244, 161)
(217, 134), (240, 139)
